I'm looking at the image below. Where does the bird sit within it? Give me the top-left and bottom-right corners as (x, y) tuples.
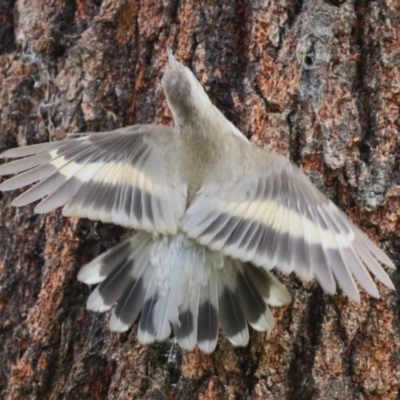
(0, 49), (395, 354)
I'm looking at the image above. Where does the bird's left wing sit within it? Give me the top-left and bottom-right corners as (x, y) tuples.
(0, 125), (187, 234)
(181, 146), (395, 301)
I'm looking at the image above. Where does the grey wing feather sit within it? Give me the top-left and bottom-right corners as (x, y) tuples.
(181, 147), (395, 301)
(0, 125), (187, 235)
(0, 141), (61, 158)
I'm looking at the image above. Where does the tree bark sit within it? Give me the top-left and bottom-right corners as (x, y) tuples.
(0, 0), (399, 399)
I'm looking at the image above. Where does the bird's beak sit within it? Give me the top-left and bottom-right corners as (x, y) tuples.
(167, 47), (176, 65)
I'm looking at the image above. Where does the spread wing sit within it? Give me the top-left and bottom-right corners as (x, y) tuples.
(181, 147), (395, 301)
(0, 125), (187, 235)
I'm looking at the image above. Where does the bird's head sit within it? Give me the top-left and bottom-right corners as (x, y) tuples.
(162, 48), (212, 126)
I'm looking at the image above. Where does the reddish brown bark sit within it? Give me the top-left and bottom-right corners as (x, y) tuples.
(0, 0), (399, 399)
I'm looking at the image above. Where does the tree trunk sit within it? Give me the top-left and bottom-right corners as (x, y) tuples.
(0, 0), (399, 399)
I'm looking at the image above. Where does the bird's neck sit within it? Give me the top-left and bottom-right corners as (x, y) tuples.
(173, 103), (234, 145)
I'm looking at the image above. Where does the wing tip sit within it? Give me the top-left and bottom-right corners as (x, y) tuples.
(384, 278), (395, 291)
(365, 284), (381, 300)
(11, 197), (29, 207)
(33, 204), (51, 214)
(0, 148), (18, 159)
(0, 181), (16, 191)
(383, 256), (396, 270)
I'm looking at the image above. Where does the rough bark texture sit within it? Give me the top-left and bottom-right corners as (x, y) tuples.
(0, 0), (399, 399)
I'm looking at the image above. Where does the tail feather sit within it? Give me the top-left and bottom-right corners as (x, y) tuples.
(152, 291), (179, 341)
(86, 259), (133, 312)
(197, 280), (219, 353)
(217, 264), (249, 347)
(110, 272), (149, 332)
(78, 234), (150, 284)
(245, 265), (291, 307)
(174, 292), (200, 351)
(78, 232), (290, 353)
(236, 265), (274, 331)
(353, 239), (394, 289)
(138, 283), (159, 344)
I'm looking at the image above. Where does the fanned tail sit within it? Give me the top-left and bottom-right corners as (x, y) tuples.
(78, 232), (291, 353)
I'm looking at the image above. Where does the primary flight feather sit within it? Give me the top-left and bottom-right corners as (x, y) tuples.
(0, 49), (395, 353)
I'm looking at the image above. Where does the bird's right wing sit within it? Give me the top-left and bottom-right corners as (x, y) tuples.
(0, 125), (187, 235)
(181, 146), (395, 301)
